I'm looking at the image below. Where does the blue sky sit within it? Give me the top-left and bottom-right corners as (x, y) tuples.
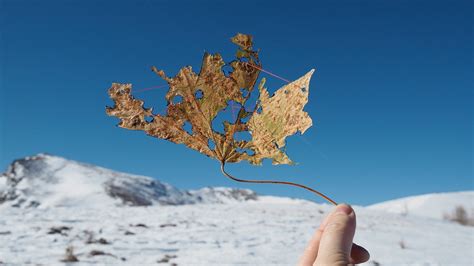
(1, 0), (472, 205)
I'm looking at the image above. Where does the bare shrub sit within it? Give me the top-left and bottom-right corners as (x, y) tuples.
(444, 205), (474, 226)
(61, 246), (79, 262)
(84, 230), (110, 244)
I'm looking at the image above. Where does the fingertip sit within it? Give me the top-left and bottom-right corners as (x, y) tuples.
(335, 203), (353, 215)
(316, 208), (357, 262)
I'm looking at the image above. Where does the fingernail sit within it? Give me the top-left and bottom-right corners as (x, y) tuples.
(335, 204), (353, 215)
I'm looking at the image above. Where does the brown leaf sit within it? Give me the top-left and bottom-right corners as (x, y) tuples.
(106, 34), (314, 166)
(247, 70), (315, 165)
(231, 33), (253, 51)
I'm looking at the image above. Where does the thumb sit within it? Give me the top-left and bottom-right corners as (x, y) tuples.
(314, 204), (356, 266)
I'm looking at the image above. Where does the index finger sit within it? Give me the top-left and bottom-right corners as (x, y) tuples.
(298, 210), (333, 265)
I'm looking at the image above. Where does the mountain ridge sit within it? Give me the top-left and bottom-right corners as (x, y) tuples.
(0, 153), (257, 209)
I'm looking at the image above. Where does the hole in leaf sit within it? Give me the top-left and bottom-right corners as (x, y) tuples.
(240, 88), (248, 98)
(172, 95), (183, 104)
(240, 115), (250, 123)
(211, 101), (243, 134)
(236, 147), (255, 156)
(195, 89), (204, 99)
(208, 139), (216, 150)
(234, 131), (251, 142)
(227, 100), (242, 121)
(182, 121), (193, 135)
(212, 117), (225, 134)
(222, 64), (233, 76)
(256, 106), (262, 114)
(145, 116), (153, 123)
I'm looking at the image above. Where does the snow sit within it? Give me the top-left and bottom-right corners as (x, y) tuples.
(0, 176), (6, 191)
(368, 191), (474, 220)
(1, 198), (472, 265)
(189, 187), (257, 204)
(0, 153), (257, 209)
(0, 154), (473, 265)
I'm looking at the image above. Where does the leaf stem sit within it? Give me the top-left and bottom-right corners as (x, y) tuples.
(220, 162), (337, 205)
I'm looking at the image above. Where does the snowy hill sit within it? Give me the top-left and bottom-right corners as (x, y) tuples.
(0, 153), (256, 209)
(368, 191), (474, 222)
(0, 154), (472, 265)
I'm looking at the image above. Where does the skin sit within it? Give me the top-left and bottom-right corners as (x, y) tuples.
(299, 204), (370, 265)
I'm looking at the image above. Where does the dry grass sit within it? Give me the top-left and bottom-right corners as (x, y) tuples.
(61, 246), (78, 262)
(443, 205), (474, 226)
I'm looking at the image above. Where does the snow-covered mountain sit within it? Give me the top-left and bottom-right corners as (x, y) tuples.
(0, 153), (257, 209)
(368, 191), (474, 221)
(0, 154), (472, 265)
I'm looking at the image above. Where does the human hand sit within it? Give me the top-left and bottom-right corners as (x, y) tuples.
(299, 204), (370, 265)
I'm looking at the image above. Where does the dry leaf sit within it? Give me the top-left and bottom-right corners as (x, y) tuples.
(248, 70), (314, 165)
(106, 33), (314, 166)
(105, 33), (339, 205)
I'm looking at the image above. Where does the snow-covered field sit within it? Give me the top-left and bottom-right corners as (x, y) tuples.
(368, 191), (474, 221)
(0, 154), (472, 265)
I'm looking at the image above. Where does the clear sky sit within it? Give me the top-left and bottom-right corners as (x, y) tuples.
(1, 0), (472, 205)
